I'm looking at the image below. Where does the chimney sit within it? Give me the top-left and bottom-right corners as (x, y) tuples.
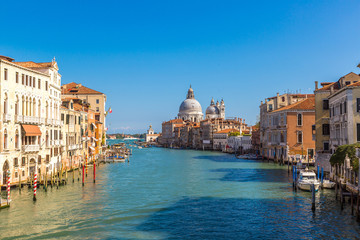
(315, 81), (318, 90)
(261, 100), (263, 105)
(277, 92), (279, 97)
(330, 85), (334, 94)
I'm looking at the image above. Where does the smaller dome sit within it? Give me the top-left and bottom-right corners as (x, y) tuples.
(206, 105), (220, 115)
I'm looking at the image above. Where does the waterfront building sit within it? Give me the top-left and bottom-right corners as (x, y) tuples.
(200, 118), (249, 150)
(314, 72), (360, 171)
(263, 96), (315, 162)
(213, 129), (239, 151)
(60, 98), (86, 168)
(205, 98), (225, 119)
(259, 93), (311, 161)
(251, 125), (260, 154)
(61, 82), (107, 141)
(178, 86), (203, 122)
(145, 125), (160, 142)
(227, 134), (252, 154)
(0, 55), (62, 184)
(158, 119), (184, 147)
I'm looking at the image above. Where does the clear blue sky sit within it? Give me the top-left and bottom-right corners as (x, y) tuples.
(1, 1), (360, 133)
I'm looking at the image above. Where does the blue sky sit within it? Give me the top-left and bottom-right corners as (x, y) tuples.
(1, 0), (360, 133)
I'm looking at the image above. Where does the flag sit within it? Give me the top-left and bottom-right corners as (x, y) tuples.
(105, 107), (112, 117)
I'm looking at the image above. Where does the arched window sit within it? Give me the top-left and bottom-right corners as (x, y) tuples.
(4, 129), (8, 150)
(46, 131), (49, 147)
(22, 96), (25, 116)
(38, 100), (41, 118)
(297, 113), (302, 126)
(15, 130), (19, 149)
(15, 96), (19, 115)
(3, 93), (8, 114)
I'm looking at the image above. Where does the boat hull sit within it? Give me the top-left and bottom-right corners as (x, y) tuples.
(297, 182), (320, 192)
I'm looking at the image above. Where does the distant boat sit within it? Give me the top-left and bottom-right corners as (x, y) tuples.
(124, 137), (139, 140)
(322, 179), (336, 189)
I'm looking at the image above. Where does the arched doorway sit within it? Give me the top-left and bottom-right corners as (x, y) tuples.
(2, 160), (9, 184)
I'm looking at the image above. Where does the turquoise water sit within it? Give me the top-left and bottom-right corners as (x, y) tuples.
(1, 145), (360, 239)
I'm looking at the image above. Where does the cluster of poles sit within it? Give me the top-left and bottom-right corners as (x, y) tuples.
(1, 157), (98, 208)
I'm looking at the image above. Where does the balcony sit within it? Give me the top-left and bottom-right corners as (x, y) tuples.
(46, 118), (52, 125)
(68, 144), (77, 150)
(23, 116), (39, 124)
(40, 118), (45, 125)
(3, 113), (11, 122)
(16, 115), (23, 123)
(22, 145), (40, 152)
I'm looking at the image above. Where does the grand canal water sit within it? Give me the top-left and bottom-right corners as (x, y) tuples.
(1, 145), (360, 239)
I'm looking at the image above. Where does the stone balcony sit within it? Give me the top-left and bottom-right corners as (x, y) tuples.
(68, 144), (78, 150)
(3, 113), (11, 122)
(15, 115), (23, 123)
(22, 144), (40, 152)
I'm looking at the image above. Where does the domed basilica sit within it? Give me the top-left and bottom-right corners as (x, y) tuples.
(178, 86), (225, 122)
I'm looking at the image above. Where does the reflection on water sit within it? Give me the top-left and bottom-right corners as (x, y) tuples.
(0, 147), (359, 239)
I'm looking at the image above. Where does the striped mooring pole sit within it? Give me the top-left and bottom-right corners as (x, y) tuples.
(7, 170), (10, 205)
(33, 172), (37, 201)
(85, 157), (88, 177)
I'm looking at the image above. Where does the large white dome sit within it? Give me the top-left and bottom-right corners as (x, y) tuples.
(179, 98), (202, 114)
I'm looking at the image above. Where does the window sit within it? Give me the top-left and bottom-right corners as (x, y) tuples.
(61, 114), (64, 121)
(96, 99), (100, 104)
(14, 158), (18, 167)
(38, 156), (41, 164)
(38, 79), (41, 89)
(323, 99), (329, 110)
(357, 98), (360, 112)
(96, 107), (99, 112)
(4, 68), (8, 80)
(340, 103), (342, 114)
(22, 157), (26, 166)
(269, 104), (273, 111)
(345, 81), (351, 85)
(357, 124), (360, 142)
(30, 76), (32, 87)
(281, 97), (285, 102)
(66, 114), (69, 124)
(297, 131), (303, 143)
(26, 75), (28, 86)
(323, 142), (329, 151)
(22, 74), (24, 84)
(297, 113), (302, 126)
(344, 101), (347, 113)
(322, 124), (330, 135)
(45, 81), (48, 91)
(16, 72), (19, 83)
(33, 78), (35, 88)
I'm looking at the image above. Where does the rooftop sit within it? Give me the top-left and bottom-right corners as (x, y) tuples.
(62, 82), (103, 95)
(271, 97), (315, 113)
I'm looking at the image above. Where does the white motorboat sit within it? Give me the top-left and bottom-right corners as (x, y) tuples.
(297, 169), (320, 192)
(322, 179), (336, 189)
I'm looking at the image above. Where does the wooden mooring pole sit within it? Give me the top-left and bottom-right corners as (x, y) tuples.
(311, 184), (315, 212)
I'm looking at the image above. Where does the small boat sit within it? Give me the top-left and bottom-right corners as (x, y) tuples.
(297, 169), (320, 192)
(322, 179), (336, 189)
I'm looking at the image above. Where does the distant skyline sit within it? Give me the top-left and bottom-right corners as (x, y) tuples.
(1, 0), (360, 133)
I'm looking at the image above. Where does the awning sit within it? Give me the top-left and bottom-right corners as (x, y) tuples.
(22, 124), (42, 136)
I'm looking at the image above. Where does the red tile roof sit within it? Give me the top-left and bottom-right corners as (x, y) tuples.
(14, 61), (53, 68)
(271, 97), (315, 112)
(215, 128), (239, 134)
(62, 82), (103, 95)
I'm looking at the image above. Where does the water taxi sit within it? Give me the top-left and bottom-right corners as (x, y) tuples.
(297, 169), (320, 192)
(322, 179), (336, 189)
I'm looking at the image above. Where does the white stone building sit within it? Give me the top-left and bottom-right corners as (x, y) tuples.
(145, 125), (160, 142)
(0, 55), (62, 185)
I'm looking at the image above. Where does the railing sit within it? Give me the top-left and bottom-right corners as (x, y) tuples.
(40, 117), (45, 125)
(23, 116), (40, 124)
(46, 118), (52, 125)
(22, 145), (40, 152)
(3, 113), (11, 122)
(16, 115), (23, 123)
(68, 144), (77, 150)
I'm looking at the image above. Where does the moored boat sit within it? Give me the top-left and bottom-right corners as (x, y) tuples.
(297, 169), (320, 192)
(322, 179), (336, 189)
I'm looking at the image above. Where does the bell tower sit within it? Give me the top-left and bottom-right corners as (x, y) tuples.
(220, 99), (225, 119)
